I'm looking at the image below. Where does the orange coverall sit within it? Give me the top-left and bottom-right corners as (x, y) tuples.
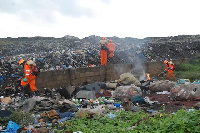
(21, 63), (37, 91)
(100, 39), (108, 66)
(107, 42), (115, 58)
(165, 63), (175, 81)
(101, 50), (107, 65)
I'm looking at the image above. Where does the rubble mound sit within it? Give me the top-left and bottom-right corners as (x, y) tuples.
(149, 80), (176, 92)
(114, 85), (142, 98)
(170, 83), (200, 101)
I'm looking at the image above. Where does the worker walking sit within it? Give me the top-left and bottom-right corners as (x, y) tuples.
(100, 37), (108, 66)
(107, 39), (115, 58)
(19, 59), (38, 93)
(163, 60), (176, 81)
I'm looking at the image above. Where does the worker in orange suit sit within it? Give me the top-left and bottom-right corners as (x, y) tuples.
(107, 39), (115, 58)
(100, 37), (108, 65)
(163, 60), (176, 81)
(19, 59), (38, 92)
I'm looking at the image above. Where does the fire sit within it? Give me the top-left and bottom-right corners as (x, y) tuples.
(146, 73), (151, 81)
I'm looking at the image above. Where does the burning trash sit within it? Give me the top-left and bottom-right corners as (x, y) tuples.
(140, 73), (153, 94)
(146, 73), (151, 81)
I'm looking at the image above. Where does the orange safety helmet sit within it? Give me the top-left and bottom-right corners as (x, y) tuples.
(109, 39), (112, 42)
(164, 60), (168, 64)
(103, 37), (107, 40)
(19, 59), (25, 65)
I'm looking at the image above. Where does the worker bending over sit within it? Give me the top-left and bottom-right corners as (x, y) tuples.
(19, 59), (38, 93)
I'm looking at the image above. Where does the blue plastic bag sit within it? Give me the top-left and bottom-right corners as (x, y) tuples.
(5, 121), (20, 133)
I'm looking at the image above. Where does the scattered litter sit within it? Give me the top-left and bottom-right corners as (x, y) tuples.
(156, 91), (170, 94)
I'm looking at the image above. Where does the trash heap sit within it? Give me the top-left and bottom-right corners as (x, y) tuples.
(170, 83), (200, 101)
(149, 80), (176, 92)
(0, 73), (200, 132)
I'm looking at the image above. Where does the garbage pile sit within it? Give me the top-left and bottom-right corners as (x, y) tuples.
(170, 83), (200, 101)
(0, 72), (200, 132)
(149, 80), (176, 92)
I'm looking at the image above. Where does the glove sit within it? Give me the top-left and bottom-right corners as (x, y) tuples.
(163, 70), (167, 73)
(23, 78), (27, 82)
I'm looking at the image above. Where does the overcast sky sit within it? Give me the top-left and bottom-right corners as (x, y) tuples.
(0, 0), (200, 39)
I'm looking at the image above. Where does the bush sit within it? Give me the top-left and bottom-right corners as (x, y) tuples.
(1, 110), (34, 127)
(176, 63), (199, 71)
(135, 109), (200, 133)
(55, 109), (200, 133)
(174, 62), (200, 81)
(174, 71), (200, 81)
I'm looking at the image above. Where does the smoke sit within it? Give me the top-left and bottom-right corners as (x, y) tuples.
(133, 56), (146, 81)
(113, 64), (127, 75)
(113, 51), (147, 81)
(129, 45), (147, 81)
(112, 42), (148, 80)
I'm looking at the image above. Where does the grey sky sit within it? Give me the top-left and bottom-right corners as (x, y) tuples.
(0, 0), (95, 24)
(0, 0), (200, 38)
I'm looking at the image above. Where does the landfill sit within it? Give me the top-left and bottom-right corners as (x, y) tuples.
(0, 71), (200, 132)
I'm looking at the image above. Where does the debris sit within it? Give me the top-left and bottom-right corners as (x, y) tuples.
(23, 97), (46, 113)
(114, 85), (142, 98)
(131, 96), (145, 105)
(56, 87), (72, 99)
(58, 99), (73, 105)
(75, 90), (96, 100)
(118, 73), (140, 86)
(106, 82), (118, 89)
(149, 80), (176, 92)
(144, 96), (156, 105)
(75, 82), (107, 95)
(38, 127), (49, 133)
(177, 79), (190, 84)
(131, 106), (142, 112)
(114, 103), (120, 108)
(170, 84), (200, 101)
(106, 113), (116, 118)
(0, 110), (12, 117)
(1, 97), (12, 104)
(5, 121), (20, 133)
(40, 110), (60, 119)
(194, 102), (200, 109)
(59, 103), (78, 113)
(106, 104), (116, 110)
(156, 91), (170, 94)
(75, 105), (106, 118)
(121, 97), (133, 111)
